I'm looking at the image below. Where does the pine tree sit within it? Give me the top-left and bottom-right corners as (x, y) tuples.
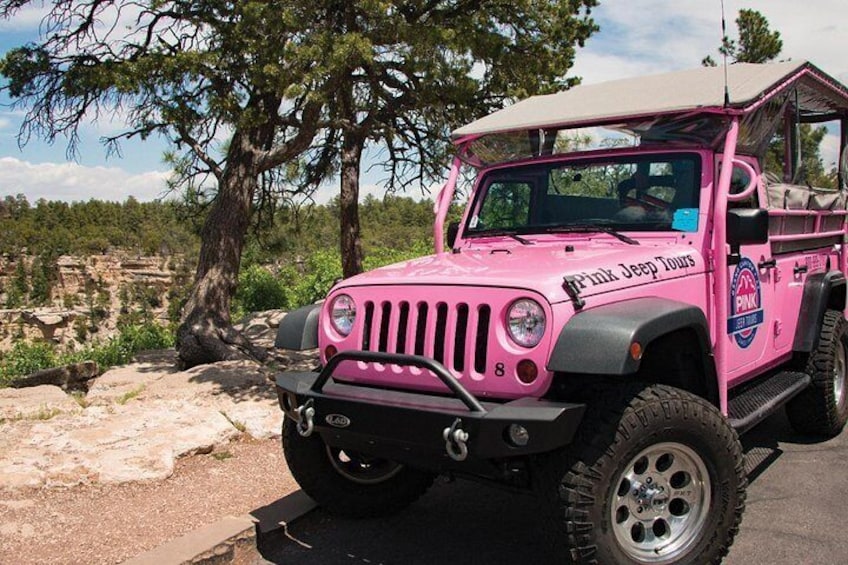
(702, 9), (832, 187)
(6, 259), (29, 308)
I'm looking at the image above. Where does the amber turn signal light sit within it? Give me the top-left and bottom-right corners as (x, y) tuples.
(516, 359), (538, 384)
(630, 341), (643, 360)
(324, 345), (338, 360)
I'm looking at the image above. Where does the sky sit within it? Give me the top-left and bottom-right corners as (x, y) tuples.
(0, 0), (846, 204)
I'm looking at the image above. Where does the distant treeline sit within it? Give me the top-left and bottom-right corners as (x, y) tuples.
(0, 192), (446, 262)
(0, 194), (199, 258)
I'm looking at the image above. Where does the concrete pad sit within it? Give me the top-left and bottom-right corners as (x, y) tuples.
(122, 491), (317, 565)
(121, 515), (256, 565)
(250, 490), (317, 533)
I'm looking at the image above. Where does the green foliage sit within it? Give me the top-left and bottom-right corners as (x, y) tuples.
(278, 249), (342, 309)
(2, 191), (441, 318)
(363, 240), (432, 271)
(278, 242), (431, 309)
(0, 322), (175, 387)
(65, 323), (175, 369)
(29, 254), (55, 305)
(703, 9), (782, 67)
(73, 317), (89, 343)
(0, 195), (199, 260)
(724, 9), (783, 64)
(232, 264), (288, 318)
(116, 282), (166, 326)
(766, 123), (837, 188)
(0, 341), (57, 386)
(6, 259), (28, 308)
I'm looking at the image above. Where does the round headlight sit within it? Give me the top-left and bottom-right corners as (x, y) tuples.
(330, 294), (356, 336)
(506, 299), (546, 347)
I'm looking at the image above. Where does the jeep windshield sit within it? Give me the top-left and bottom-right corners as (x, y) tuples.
(464, 153), (701, 238)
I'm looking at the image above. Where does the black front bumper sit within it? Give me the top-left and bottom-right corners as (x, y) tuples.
(275, 351), (586, 468)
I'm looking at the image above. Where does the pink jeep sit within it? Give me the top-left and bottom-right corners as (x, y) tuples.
(275, 61), (848, 564)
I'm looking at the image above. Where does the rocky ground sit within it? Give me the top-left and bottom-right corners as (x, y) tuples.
(0, 310), (317, 564)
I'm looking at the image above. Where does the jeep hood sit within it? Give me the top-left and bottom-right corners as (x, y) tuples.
(337, 241), (704, 304)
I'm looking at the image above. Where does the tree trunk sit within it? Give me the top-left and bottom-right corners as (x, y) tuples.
(176, 135), (268, 369)
(340, 131), (364, 278)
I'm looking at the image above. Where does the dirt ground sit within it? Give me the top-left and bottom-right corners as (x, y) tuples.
(0, 438), (298, 565)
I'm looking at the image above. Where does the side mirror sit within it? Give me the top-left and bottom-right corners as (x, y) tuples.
(447, 221), (460, 249)
(727, 208), (769, 247)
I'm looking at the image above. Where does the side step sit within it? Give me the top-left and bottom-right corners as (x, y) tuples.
(728, 371), (811, 434)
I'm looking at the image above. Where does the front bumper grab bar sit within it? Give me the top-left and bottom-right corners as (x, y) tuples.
(312, 350), (487, 413)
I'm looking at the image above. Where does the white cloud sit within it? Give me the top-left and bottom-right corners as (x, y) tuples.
(0, 4), (50, 32)
(572, 0), (848, 85)
(821, 131), (841, 170)
(0, 157), (171, 202)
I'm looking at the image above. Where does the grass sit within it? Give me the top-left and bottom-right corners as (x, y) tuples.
(115, 385), (146, 405)
(70, 391), (89, 408)
(211, 451), (233, 461)
(2, 406), (63, 424)
(30, 407), (62, 420)
(219, 410), (248, 434)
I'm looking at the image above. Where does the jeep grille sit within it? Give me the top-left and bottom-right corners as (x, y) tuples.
(361, 300), (491, 375)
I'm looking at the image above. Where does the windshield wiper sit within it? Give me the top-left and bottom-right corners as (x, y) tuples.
(466, 229), (534, 245)
(539, 224), (639, 245)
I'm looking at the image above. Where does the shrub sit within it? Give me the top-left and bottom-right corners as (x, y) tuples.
(67, 322), (175, 368)
(363, 240), (431, 271)
(279, 250), (343, 309)
(0, 322), (175, 387)
(232, 264), (288, 318)
(63, 293), (79, 309)
(118, 322), (175, 352)
(278, 243), (431, 310)
(0, 341), (58, 387)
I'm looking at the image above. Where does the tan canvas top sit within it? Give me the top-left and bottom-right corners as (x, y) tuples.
(453, 60), (848, 139)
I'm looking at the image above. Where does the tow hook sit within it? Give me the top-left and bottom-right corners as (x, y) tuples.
(295, 399), (315, 437)
(443, 418), (469, 461)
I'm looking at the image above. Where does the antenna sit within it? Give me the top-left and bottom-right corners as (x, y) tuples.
(721, 0), (730, 107)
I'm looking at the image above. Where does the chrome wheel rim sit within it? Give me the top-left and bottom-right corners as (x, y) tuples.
(834, 341), (847, 408)
(610, 442), (711, 563)
(325, 446), (404, 485)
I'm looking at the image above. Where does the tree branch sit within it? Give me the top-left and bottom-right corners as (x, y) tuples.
(176, 125), (224, 180)
(256, 100), (321, 171)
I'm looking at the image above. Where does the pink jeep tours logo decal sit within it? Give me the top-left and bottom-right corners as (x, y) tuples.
(727, 257), (764, 348)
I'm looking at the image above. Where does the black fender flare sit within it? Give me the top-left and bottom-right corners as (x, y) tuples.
(548, 297), (715, 378)
(793, 270), (847, 353)
(275, 303), (321, 350)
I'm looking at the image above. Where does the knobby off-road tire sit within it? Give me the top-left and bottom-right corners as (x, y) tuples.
(786, 309), (848, 437)
(538, 384), (746, 565)
(282, 418), (436, 518)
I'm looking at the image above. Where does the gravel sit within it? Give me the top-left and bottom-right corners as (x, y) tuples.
(0, 437), (298, 565)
